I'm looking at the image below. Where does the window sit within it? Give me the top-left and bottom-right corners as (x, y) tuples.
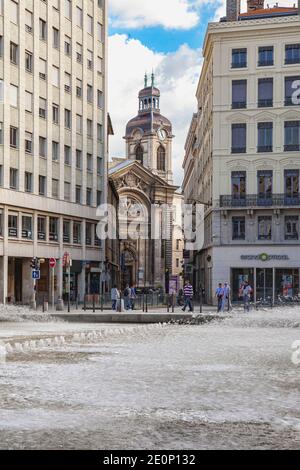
(86, 223), (92, 245)
(232, 171), (246, 200)
(39, 97), (47, 119)
(10, 0), (18, 24)
(25, 91), (33, 113)
(97, 90), (103, 108)
(51, 178), (58, 198)
(39, 58), (47, 80)
(87, 153), (93, 172)
(53, 27), (59, 48)
(76, 6), (83, 27)
(22, 215), (33, 239)
(65, 109), (71, 129)
(24, 165), (35, 188)
(38, 217), (46, 241)
(53, 104), (59, 124)
(285, 76), (300, 106)
(10, 168), (18, 189)
(257, 122), (273, 152)
(52, 141), (59, 161)
(64, 145), (71, 165)
(25, 10), (33, 33)
(285, 216), (299, 240)
(39, 18), (47, 40)
(284, 121), (300, 151)
(157, 145), (166, 171)
(10, 126), (18, 148)
(285, 44), (300, 65)
(97, 190), (101, 206)
(39, 137), (47, 158)
(258, 78), (273, 107)
(76, 149), (82, 169)
(231, 124), (246, 153)
(86, 188), (92, 206)
(75, 185), (82, 204)
(0, 122), (3, 145)
(65, 0), (71, 19)
(87, 50), (93, 69)
(64, 35), (71, 55)
(97, 157), (102, 175)
(39, 175), (46, 195)
(49, 217), (59, 241)
(97, 56), (103, 75)
(232, 48), (247, 68)
(87, 119), (93, 137)
(257, 170), (273, 202)
(76, 114), (82, 134)
(73, 222), (81, 244)
(64, 182), (71, 201)
(258, 216), (272, 240)
(258, 46), (274, 67)
(135, 144), (143, 164)
(76, 79), (82, 98)
(232, 217), (245, 240)
(10, 84), (18, 107)
(97, 124), (103, 141)
(25, 132), (33, 153)
(65, 72), (71, 93)
(94, 225), (101, 246)
(52, 66), (59, 87)
(10, 42), (18, 64)
(52, 178), (59, 198)
(87, 84), (93, 102)
(87, 15), (93, 35)
(25, 51), (33, 72)
(8, 214), (18, 238)
(232, 80), (247, 109)
(76, 43), (82, 63)
(63, 220), (71, 242)
(285, 170), (299, 203)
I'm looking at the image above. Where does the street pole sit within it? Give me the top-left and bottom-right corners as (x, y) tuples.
(200, 284), (203, 314)
(68, 264), (71, 313)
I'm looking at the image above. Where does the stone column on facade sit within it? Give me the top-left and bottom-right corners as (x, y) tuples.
(1, 255), (8, 305)
(56, 216), (64, 310)
(79, 220), (86, 303)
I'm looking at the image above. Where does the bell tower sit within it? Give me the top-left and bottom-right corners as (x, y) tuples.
(124, 74), (174, 184)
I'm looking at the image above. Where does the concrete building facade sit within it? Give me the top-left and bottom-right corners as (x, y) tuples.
(0, 0), (108, 305)
(183, 1), (300, 304)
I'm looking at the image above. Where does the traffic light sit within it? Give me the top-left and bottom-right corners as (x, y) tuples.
(31, 258), (38, 270)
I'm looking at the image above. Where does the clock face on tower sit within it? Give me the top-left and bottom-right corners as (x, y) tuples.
(157, 129), (167, 141)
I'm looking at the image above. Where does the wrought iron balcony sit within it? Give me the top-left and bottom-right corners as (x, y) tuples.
(220, 194), (300, 208)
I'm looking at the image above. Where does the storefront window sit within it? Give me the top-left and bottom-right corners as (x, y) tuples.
(231, 268), (254, 302)
(276, 269), (299, 297)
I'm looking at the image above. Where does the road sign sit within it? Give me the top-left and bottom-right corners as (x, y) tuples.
(32, 270), (41, 280)
(49, 258), (56, 269)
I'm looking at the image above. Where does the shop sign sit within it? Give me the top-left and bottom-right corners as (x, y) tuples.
(241, 254), (290, 262)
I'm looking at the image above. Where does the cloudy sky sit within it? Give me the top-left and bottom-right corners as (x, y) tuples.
(107, 0), (292, 185)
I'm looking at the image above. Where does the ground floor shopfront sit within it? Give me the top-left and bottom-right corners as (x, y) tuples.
(193, 245), (300, 305)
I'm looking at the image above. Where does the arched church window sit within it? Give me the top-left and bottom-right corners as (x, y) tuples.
(157, 145), (166, 171)
(135, 144), (144, 164)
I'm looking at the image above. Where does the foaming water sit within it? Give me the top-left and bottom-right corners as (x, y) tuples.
(0, 313), (299, 449)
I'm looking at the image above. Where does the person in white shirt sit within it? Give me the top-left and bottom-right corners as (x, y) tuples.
(111, 285), (120, 311)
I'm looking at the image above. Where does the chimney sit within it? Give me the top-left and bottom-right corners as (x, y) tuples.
(247, 0), (265, 12)
(226, 0), (241, 21)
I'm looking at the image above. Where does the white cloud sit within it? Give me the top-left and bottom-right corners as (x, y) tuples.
(108, 35), (202, 185)
(109, 0), (199, 30)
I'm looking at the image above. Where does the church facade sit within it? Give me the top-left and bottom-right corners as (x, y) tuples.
(109, 75), (183, 290)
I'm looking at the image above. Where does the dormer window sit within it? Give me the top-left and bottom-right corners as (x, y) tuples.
(135, 144), (144, 164)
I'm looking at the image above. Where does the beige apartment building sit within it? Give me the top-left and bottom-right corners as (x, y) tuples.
(183, 1), (300, 304)
(0, 0), (108, 305)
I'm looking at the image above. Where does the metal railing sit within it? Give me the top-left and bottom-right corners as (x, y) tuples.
(220, 194), (300, 208)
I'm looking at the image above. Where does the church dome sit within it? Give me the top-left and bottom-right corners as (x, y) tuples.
(125, 74), (172, 138)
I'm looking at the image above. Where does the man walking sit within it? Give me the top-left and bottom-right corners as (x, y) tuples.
(111, 285), (120, 311)
(243, 281), (252, 312)
(130, 284), (137, 310)
(123, 284), (131, 311)
(216, 283), (224, 313)
(223, 282), (232, 311)
(182, 280), (194, 312)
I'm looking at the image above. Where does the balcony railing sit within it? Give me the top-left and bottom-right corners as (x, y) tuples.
(220, 194), (300, 208)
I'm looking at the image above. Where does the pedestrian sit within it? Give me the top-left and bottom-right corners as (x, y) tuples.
(223, 282), (232, 311)
(182, 280), (194, 312)
(215, 283), (224, 313)
(243, 281), (252, 312)
(111, 285), (120, 311)
(123, 284), (131, 310)
(130, 284), (137, 310)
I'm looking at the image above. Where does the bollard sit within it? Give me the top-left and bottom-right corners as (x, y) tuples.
(56, 298), (64, 311)
(93, 294), (96, 313)
(145, 293), (148, 313)
(76, 296), (79, 311)
(83, 295), (86, 312)
(172, 293), (175, 313)
(101, 294), (104, 312)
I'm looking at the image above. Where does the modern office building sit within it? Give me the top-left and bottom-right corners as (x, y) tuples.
(182, 0), (300, 304)
(0, 0), (108, 305)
